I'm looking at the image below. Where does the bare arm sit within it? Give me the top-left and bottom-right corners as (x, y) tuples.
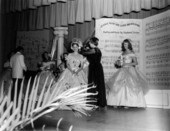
(40, 61), (55, 70)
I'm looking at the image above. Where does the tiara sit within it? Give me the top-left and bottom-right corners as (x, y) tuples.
(71, 38), (82, 47)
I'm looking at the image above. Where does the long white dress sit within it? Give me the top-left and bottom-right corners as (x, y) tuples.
(52, 53), (87, 93)
(106, 53), (149, 108)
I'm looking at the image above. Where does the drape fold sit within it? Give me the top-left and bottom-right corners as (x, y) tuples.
(44, 6), (50, 28)
(103, 0), (113, 17)
(36, 7), (44, 29)
(42, 0), (51, 5)
(22, 0), (27, 10)
(67, 1), (76, 24)
(84, 0), (92, 21)
(131, 0), (141, 12)
(76, 0), (84, 23)
(28, 0), (37, 9)
(49, 4), (56, 27)
(48, 0), (57, 3)
(33, 0), (42, 7)
(92, 0), (101, 19)
(61, 2), (68, 26)
(55, 3), (61, 26)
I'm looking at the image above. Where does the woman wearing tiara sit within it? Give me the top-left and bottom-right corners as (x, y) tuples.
(52, 38), (87, 93)
(106, 39), (149, 108)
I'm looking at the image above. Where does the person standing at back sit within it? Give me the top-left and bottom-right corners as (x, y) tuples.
(10, 46), (27, 101)
(82, 37), (107, 110)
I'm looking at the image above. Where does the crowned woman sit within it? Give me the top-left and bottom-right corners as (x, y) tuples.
(52, 38), (87, 93)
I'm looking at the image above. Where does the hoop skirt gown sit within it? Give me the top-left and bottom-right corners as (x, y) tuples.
(52, 53), (87, 93)
(106, 53), (149, 108)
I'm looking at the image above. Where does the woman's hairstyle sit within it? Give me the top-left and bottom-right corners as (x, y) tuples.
(16, 46), (24, 52)
(71, 42), (79, 48)
(121, 39), (134, 52)
(89, 37), (99, 46)
(42, 51), (50, 62)
(60, 52), (68, 62)
(70, 38), (82, 50)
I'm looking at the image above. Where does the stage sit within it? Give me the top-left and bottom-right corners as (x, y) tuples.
(24, 107), (170, 131)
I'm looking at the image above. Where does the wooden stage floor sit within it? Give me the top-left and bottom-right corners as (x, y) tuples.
(24, 106), (170, 131)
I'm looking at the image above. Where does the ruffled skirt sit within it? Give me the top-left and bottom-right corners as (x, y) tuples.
(51, 68), (87, 93)
(106, 67), (149, 108)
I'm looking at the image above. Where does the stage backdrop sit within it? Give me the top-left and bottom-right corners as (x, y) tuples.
(16, 29), (51, 71)
(95, 10), (170, 90)
(143, 10), (170, 90)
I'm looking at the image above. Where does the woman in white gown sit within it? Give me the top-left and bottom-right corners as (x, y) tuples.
(53, 38), (87, 92)
(106, 39), (149, 108)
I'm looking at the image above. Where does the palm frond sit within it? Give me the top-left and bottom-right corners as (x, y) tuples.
(0, 75), (96, 131)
